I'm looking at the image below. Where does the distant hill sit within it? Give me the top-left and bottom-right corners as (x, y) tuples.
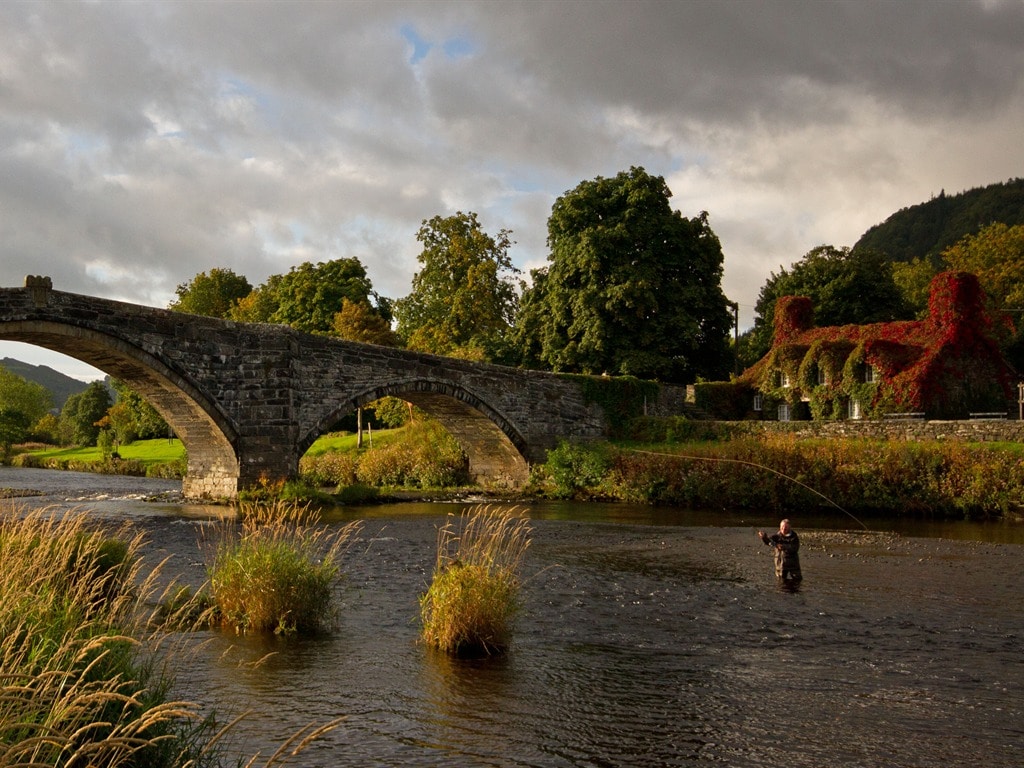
(853, 178), (1024, 263)
(0, 358), (89, 409)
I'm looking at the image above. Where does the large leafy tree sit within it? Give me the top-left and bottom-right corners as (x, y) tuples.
(169, 268), (252, 318)
(229, 259), (387, 335)
(515, 167), (732, 383)
(59, 381), (112, 446)
(394, 212), (520, 361)
(0, 366), (52, 457)
(106, 378), (169, 443)
(745, 245), (913, 363)
(331, 298), (401, 347)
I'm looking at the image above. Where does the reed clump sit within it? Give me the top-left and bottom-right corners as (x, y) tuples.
(206, 501), (361, 635)
(0, 505), (211, 768)
(420, 506), (531, 657)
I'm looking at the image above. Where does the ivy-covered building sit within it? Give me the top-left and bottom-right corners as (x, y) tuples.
(696, 271), (1017, 421)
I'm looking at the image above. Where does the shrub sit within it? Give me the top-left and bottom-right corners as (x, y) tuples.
(206, 502), (361, 635)
(355, 420), (468, 488)
(540, 440), (613, 499)
(420, 506), (531, 657)
(300, 451), (358, 487)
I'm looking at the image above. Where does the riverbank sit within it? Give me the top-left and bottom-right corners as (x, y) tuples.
(11, 426), (1024, 519)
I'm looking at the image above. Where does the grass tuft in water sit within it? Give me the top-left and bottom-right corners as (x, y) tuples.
(206, 501), (361, 635)
(419, 505), (531, 657)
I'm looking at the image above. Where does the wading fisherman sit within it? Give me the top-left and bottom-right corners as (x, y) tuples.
(757, 518), (802, 583)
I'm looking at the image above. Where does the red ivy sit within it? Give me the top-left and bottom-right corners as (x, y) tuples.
(745, 271), (1015, 415)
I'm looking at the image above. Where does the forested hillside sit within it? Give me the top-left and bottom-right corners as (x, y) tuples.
(0, 358), (87, 409)
(853, 178), (1024, 262)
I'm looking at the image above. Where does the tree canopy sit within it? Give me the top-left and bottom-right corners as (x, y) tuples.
(0, 366), (53, 455)
(59, 381), (112, 446)
(394, 212), (519, 361)
(332, 297), (401, 347)
(514, 167), (732, 383)
(169, 268), (252, 318)
(744, 245), (914, 363)
(226, 258), (389, 336)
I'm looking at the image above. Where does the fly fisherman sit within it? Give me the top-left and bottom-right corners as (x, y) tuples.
(758, 518), (802, 583)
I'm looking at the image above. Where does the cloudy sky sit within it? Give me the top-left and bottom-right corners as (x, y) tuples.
(2, 0), (1024, 380)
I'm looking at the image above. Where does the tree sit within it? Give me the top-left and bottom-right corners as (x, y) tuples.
(169, 268), (252, 318)
(515, 167), (732, 383)
(230, 274), (283, 324)
(331, 298), (401, 347)
(59, 381), (112, 446)
(394, 212), (520, 360)
(0, 366), (52, 427)
(0, 366), (52, 458)
(0, 408), (31, 461)
(107, 379), (169, 443)
(270, 259), (381, 335)
(746, 246), (914, 362)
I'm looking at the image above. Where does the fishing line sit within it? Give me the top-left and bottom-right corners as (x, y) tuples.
(625, 448), (869, 531)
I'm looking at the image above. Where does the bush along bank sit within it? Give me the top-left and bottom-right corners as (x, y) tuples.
(532, 434), (1024, 520)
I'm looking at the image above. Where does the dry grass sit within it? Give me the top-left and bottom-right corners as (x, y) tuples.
(0, 505), (205, 767)
(0, 503), (348, 767)
(419, 505), (531, 657)
(206, 501), (362, 635)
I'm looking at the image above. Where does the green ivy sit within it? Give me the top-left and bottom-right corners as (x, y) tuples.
(566, 375), (661, 434)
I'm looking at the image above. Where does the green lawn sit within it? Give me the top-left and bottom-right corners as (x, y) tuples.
(23, 428), (408, 465)
(303, 427), (405, 456)
(26, 438), (186, 467)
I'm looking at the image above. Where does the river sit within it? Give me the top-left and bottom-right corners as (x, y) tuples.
(2, 466), (1023, 767)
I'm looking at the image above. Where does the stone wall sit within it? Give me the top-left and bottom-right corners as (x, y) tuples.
(728, 417), (1024, 442)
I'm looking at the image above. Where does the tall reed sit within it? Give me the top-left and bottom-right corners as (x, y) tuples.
(0, 505), (211, 768)
(206, 501), (361, 635)
(420, 506), (531, 657)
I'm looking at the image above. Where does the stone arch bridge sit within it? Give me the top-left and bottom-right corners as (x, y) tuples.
(1, 277), (687, 499)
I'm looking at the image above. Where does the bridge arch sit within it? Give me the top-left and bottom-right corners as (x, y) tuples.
(303, 378), (530, 487)
(0, 320), (241, 498)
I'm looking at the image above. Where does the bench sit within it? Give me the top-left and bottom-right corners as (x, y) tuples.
(881, 412), (925, 420)
(969, 412), (1007, 420)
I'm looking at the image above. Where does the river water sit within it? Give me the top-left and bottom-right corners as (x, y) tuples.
(2, 466), (1023, 767)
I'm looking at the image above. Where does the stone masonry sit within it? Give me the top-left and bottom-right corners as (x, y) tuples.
(0, 280), (689, 499)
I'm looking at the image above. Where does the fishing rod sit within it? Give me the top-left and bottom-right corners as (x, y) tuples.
(625, 448), (869, 531)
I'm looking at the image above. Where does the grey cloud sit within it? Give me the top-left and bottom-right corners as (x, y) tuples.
(1, 0), (1023, 372)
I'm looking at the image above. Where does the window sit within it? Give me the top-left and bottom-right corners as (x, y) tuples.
(753, 393), (763, 411)
(817, 367), (828, 385)
(848, 399), (862, 420)
(864, 364), (875, 383)
(778, 403), (791, 422)
(780, 371), (792, 388)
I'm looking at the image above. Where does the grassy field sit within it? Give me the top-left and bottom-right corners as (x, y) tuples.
(302, 427), (405, 455)
(24, 438), (187, 466)
(22, 428), (406, 464)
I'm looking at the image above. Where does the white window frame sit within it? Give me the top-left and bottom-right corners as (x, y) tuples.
(817, 367), (828, 385)
(753, 393), (763, 411)
(864, 364), (875, 383)
(778, 403), (791, 422)
(848, 399), (862, 420)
